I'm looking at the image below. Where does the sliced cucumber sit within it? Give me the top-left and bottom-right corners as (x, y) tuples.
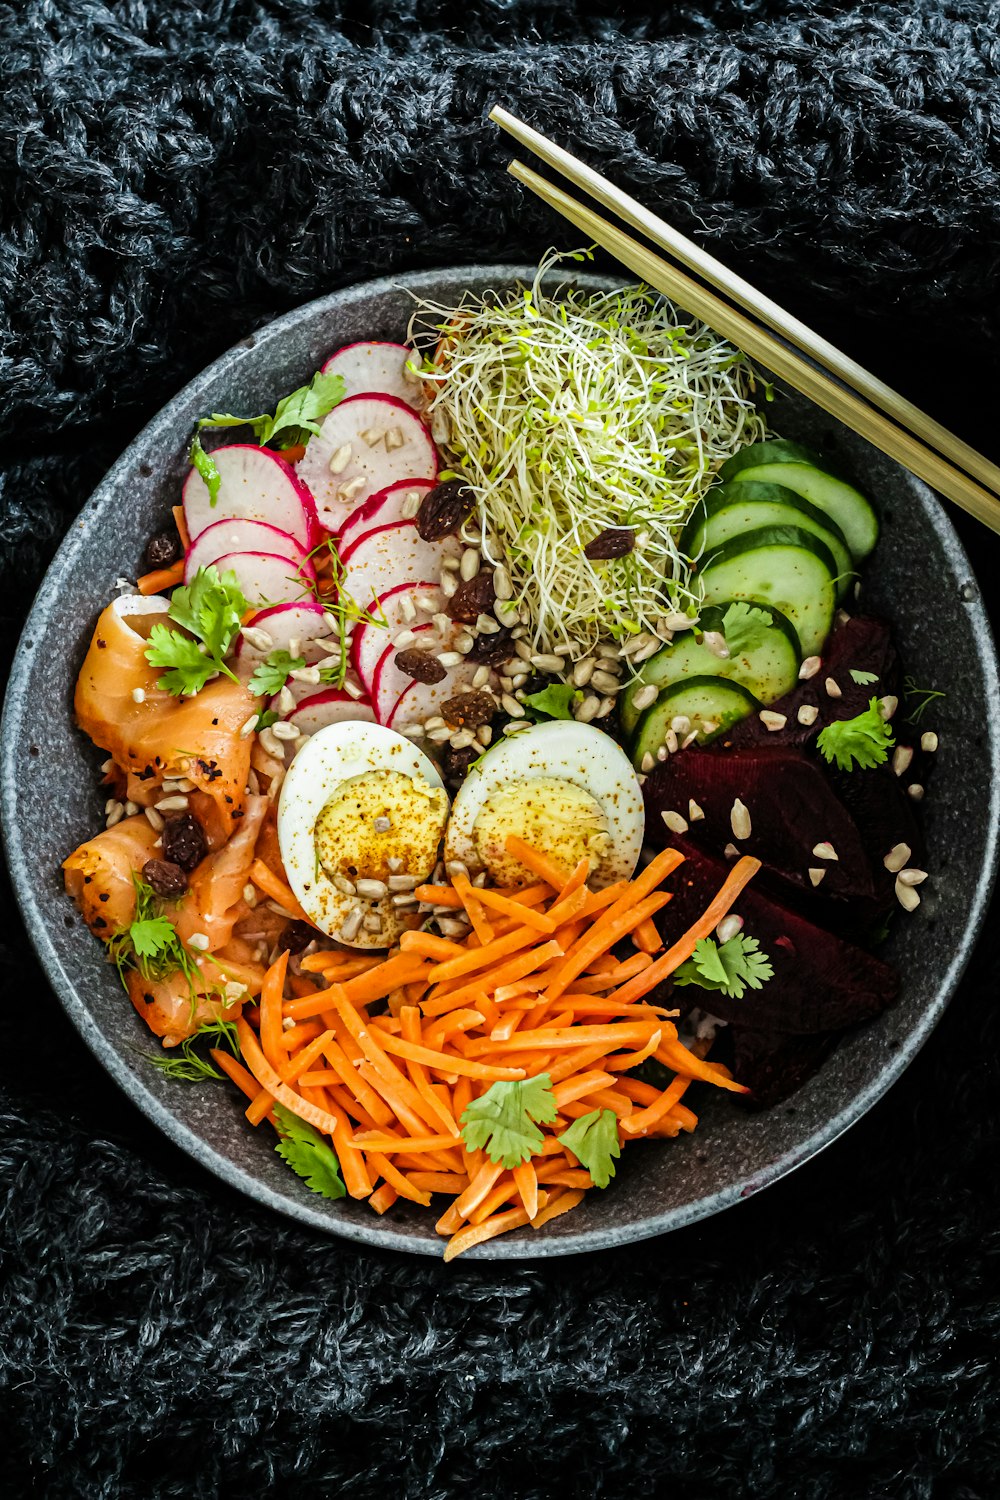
(620, 600), (799, 735)
(718, 439), (878, 560)
(632, 676), (760, 767)
(681, 480), (855, 599)
(697, 525), (836, 657)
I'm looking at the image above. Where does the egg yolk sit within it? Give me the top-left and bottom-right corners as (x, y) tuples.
(472, 776), (612, 886)
(314, 769), (448, 883)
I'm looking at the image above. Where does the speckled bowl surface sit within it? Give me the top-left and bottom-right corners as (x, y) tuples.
(3, 267), (998, 1259)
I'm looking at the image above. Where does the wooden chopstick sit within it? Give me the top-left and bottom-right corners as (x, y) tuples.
(491, 104), (1000, 504)
(505, 158), (1000, 538)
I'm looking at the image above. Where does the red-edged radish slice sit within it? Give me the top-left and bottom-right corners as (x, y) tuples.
(289, 689), (376, 736)
(387, 657), (485, 730)
(214, 550), (314, 607)
(233, 600), (335, 684)
(296, 395), (437, 531)
(184, 518), (308, 583)
(340, 521), (461, 617)
(351, 580), (445, 695)
(182, 444), (319, 547)
(321, 340), (422, 410)
(370, 622), (438, 723)
(338, 479), (435, 560)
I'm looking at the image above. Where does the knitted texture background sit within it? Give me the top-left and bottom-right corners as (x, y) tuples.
(3, 2), (1000, 1495)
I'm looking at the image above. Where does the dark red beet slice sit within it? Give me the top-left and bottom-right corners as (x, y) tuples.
(653, 838), (899, 1037)
(727, 613), (901, 750)
(726, 1028), (838, 1109)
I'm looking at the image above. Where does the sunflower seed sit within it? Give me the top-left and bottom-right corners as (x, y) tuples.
(400, 490), (423, 520)
(105, 801), (124, 828)
(154, 794), (189, 812)
(574, 695), (599, 724)
(531, 653), (566, 673)
(730, 798), (751, 840)
(723, 843), (740, 860)
(188, 932), (210, 951)
(808, 867), (826, 887)
(336, 475), (366, 504)
(662, 810), (688, 834)
(385, 426), (405, 452)
(907, 783), (925, 801)
(812, 841), (838, 860)
(898, 868), (928, 887)
(328, 443), (352, 474)
(460, 548), (481, 582)
(501, 693), (525, 717)
(591, 669), (621, 695)
(572, 658), (596, 688)
(883, 842), (911, 873)
(131, 687), (146, 704)
(640, 752), (655, 773)
(271, 721), (300, 742)
(921, 731), (939, 753)
(476, 614), (500, 635)
(759, 710), (787, 731)
(825, 677), (842, 699)
(493, 566), (513, 600)
(799, 656), (821, 680)
(716, 914), (743, 943)
(437, 651), (464, 667)
(241, 626), (274, 651)
(388, 874), (420, 893)
(356, 878), (388, 900)
(797, 705), (819, 726)
(670, 715), (692, 736)
(703, 630), (729, 659)
(688, 799), (704, 821)
(291, 666), (321, 686)
(144, 807), (165, 832)
(440, 572), (458, 599)
(631, 684), (659, 713)
(892, 746), (913, 777)
(879, 695), (899, 721)
(373, 816), (391, 833)
(895, 878), (921, 912)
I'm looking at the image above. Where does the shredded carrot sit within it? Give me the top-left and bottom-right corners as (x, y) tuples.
(399, 930), (467, 962)
(368, 1183), (398, 1215)
(443, 1205), (531, 1261)
(633, 917), (663, 954)
(529, 1188), (585, 1230)
(249, 859), (312, 925)
(259, 951), (290, 1070)
(472, 884), (555, 933)
(138, 559), (184, 595)
(451, 873), (496, 946)
(413, 884), (466, 907)
(172, 503), (190, 549)
(211, 1049), (276, 1125)
(504, 834), (575, 890)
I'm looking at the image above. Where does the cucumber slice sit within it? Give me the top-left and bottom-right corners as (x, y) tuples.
(681, 481), (855, 599)
(697, 525), (836, 657)
(620, 600), (799, 735)
(632, 675), (760, 767)
(718, 439), (878, 560)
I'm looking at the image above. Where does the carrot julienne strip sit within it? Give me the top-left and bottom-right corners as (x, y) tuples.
(138, 559), (184, 595)
(443, 1204), (532, 1261)
(504, 835), (572, 890)
(366, 1153), (432, 1207)
(259, 950), (289, 1070)
(368, 1183), (398, 1215)
(542, 889), (676, 1003)
(427, 923), (544, 984)
(452, 873), (496, 945)
(249, 859), (312, 926)
(348, 1133), (462, 1153)
(529, 1188), (585, 1230)
(236, 1019), (349, 1144)
(472, 885), (555, 932)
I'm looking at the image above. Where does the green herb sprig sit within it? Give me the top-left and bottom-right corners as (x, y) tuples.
(144, 565), (249, 697)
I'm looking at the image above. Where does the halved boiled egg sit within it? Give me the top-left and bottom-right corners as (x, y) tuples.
(444, 721), (644, 889)
(277, 721), (449, 948)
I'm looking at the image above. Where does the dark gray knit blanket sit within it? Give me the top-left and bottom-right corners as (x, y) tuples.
(3, 2), (1000, 1495)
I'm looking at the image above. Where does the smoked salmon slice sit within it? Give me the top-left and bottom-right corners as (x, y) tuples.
(74, 595), (258, 846)
(62, 814), (160, 938)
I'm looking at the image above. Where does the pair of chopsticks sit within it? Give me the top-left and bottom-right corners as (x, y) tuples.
(490, 105), (1000, 537)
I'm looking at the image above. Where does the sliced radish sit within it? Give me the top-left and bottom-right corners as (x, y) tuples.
(387, 658), (485, 730)
(340, 522), (461, 618)
(338, 479), (435, 560)
(352, 580), (445, 695)
(371, 622), (438, 723)
(182, 444), (319, 548)
(233, 600), (336, 687)
(321, 340), (422, 411)
(288, 689), (376, 735)
(295, 396), (437, 531)
(214, 550), (315, 607)
(185, 518), (307, 583)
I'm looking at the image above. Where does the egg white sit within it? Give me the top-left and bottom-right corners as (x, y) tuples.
(443, 721), (644, 888)
(277, 720), (449, 947)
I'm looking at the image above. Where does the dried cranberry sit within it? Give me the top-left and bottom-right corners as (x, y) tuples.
(467, 626), (515, 667)
(441, 690), (495, 729)
(395, 648), (447, 684)
(439, 743), (479, 784)
(161, 813), (207, 872)
(415, 479), (474, 542)
(144, 532), (180, 569)
(448, 569), (495, 624)
(278, 920), (315, 955)
(584, 527), (634, 560)
(141, 859), (189, 898)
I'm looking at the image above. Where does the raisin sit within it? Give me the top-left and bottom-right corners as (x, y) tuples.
(278, 920), (315, 955)
(441, 690), (495, 729)
(141, 859), (189, 898)
(144, 531), (180, 569)
(467, 626), (515, 667)
(395, 648), (447, 684)
(584, 527), (634, 560)
(415, 479), (474, 542)
(161, 813), (207, 872)
(448, 569), (495, 624)
(439, 744), (479, 784)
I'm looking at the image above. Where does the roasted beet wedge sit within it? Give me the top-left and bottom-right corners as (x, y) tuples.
(644, 744), (894, 926)
(728, 614), (900, 749)
(725, 1028), (838, 1110)
(653, 837), (899, 1039)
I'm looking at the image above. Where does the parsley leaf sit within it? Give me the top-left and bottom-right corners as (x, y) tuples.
(849, 668), (879, 685)
(189, 435), (222, 507)
(557, 1108), (621, 1188)
(273, 1104), (346, 1200)
(109, 875), (202, 992)
(129, 915), (181, 965)
(673, 933), (774, 1000)
(248, 649), (306, 699)
(522, 683), (582, 721)
(816, 697), (894, 771)
(460, 1075), (558, 1167)
(255, 708), (279, 732)
(144, 565), (248, 696)
(197, 370), (346, 451)
(720, 602), (772, 656)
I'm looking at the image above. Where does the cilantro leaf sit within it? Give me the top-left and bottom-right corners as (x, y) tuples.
(189, 435), (222, 507)
(849, 668), (879, 685)
(673, 933), (774, 1000)
(109, 875), (202, 994)
(720, 602), (772, 656)
(255, 708), (279, 732)
(522, 683), (582, 721)
(460, 1075), (558, 1168)
(197, 370), (346, 451)
(273, 1104), (346, 1200)
(816, 697), (894, 771)
(144, 566), (248, 697)
(129, 915), (181, 964)
(248, 649), (306, 699)
(557, 1108), (621, 1189)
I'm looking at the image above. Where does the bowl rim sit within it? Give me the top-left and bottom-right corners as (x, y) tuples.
(4, 263), (999, 1259)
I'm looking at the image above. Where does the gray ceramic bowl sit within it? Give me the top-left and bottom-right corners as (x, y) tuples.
(3, 267), (998, 1259)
